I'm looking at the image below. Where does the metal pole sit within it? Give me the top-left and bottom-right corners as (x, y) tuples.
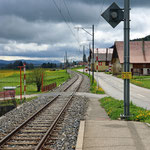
(83, 46), (85, 73)
(89, 43), (91, 76)
(19, 67), (22, 103)
(124, 0), (130, 117)
(23, 63), (26, 100)
(66, 51), (67, 73)
(41, 73), (43, 92)
(96, 48), (98, 88)
(92, 25), (94, 84)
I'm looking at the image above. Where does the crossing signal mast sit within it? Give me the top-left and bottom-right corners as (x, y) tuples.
(101, 0), (131, 119)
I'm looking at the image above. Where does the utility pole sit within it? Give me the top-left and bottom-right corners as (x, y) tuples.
(96, 48), (98, 88)
(74, 25), (94, 84)
(66, 51), (67, 73)
(89, 43), (91, 76)
(124, 0), (130, 117)
(83, 45), (85, 73)
(92, 24), (94, 84)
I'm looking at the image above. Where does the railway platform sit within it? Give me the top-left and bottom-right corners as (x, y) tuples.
(76, 94), (150, 150)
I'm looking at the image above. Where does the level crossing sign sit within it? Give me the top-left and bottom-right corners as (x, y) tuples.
(98, 62), (102, 66)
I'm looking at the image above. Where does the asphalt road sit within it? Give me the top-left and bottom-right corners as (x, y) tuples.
(95, 72), (150, 110)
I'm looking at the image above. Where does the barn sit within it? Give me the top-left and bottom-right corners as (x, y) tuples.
(112, 41), (150, 75)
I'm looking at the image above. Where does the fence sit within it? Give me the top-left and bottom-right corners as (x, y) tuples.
(42, 82), (56, 92)
(0, 90), (15, 101)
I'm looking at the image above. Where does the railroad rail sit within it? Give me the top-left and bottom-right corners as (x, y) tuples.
(0, 71), (83, 150)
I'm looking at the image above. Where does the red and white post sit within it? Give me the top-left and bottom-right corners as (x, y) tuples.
(18, 66), (24, 103)
(109, 63), (112, 72)
(96, 48), (99, 88)
(23, 63), (26, 100)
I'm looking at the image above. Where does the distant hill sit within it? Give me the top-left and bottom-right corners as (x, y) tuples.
(0, 59), (61, 65)
(132, 35), (150, 41)
(0, 59), (61, 68)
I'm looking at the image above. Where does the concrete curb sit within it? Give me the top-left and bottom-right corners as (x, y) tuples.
(76, 120), (85, 150)
(146, 123), (150, 127)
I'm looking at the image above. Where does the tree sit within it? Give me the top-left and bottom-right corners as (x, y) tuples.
(13, 60), (23, 69)
(27, 68), (45, 92)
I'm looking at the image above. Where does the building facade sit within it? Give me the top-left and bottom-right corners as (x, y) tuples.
(112, 41), (150, 75)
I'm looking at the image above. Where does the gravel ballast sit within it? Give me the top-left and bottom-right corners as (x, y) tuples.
(0, 71), (91, 149)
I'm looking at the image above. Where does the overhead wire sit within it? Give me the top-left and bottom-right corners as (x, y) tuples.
(62, 0), (83, 54)
(62, 0), (74, 23)
(51, 0), (82, 54)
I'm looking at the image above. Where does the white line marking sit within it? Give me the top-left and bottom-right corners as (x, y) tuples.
(137, 94), (145, 98)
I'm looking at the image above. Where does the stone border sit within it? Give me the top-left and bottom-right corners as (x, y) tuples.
(76, 121), (85, 150)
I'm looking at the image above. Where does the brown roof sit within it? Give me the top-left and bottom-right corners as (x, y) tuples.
(94, 53), (112, 62)
(115, 41), (150, 63)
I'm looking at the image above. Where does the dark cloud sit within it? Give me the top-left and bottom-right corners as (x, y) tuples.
(0, 0), (101, 24)
(0, 0), (149, 61)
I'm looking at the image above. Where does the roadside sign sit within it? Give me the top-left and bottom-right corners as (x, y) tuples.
(101, 2), (124, 28)
(122, 72), (132, 79)
(98, 62), (102, 66)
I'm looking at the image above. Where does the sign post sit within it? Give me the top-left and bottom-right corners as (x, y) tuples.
(124, 0), (130, 117)
(101, 0), (130, 118)
(18, 66), (24, 103)
(23, 63), (26, 100)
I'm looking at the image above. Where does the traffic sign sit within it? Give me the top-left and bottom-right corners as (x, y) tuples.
(98, 62), (102, 66)
(101, 2), (124, 28)
(122, 72), (132, 79)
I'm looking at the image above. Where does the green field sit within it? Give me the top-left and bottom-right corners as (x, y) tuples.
(116, 74), (150, 89)
(0, 69), (70, 95)
(131, 76), (150, 89)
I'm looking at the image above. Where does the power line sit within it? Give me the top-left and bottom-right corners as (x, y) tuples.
(52, 0), (81, 50)
(62, 0), (74, 23)
(61, 0), (82, 54)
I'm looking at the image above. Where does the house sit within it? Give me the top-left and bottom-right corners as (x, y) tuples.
(112, 41), (150, 75)
(89, 48), (113, 71)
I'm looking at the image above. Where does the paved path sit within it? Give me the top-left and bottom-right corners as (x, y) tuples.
(76, 93), (150, 150)
(94, 72), (150, 110)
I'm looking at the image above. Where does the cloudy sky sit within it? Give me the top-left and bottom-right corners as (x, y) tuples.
(0, 0), (149, 62)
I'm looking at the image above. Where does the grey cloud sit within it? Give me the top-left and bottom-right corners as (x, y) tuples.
(0, 15), (76, 44)
(0, 43), (81, 58)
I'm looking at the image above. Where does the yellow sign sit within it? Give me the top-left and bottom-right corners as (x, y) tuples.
(122, 72), (132, 79)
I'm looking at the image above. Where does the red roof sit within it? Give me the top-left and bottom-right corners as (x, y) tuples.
(115, 41), (150, 64)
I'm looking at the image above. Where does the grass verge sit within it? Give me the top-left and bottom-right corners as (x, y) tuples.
(116, 74), (150, 89)
(100, 97), (150, 123)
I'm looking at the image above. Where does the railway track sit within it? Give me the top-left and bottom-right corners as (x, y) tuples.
(0, 71), (84, 150)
